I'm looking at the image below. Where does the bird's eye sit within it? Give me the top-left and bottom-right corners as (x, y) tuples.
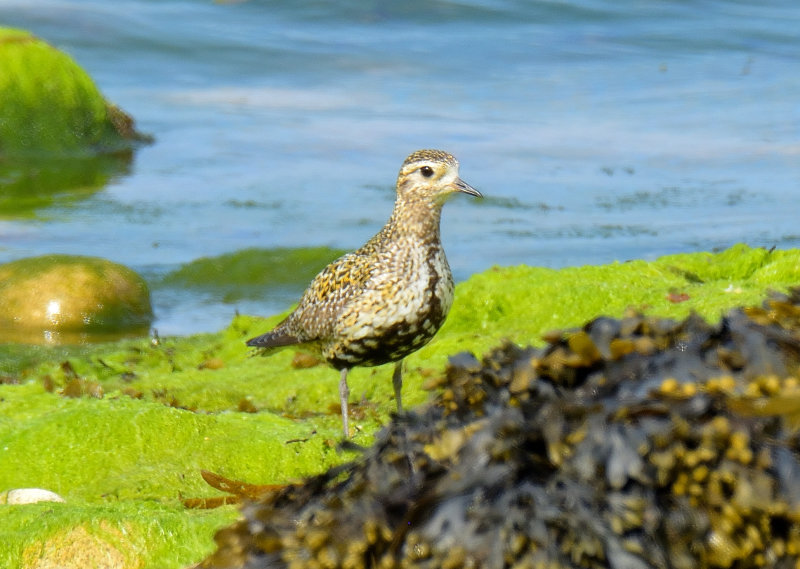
(420, 166), (434, 178)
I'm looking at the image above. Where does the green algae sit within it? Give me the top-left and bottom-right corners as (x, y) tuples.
(0, 383), (347, 502)
(1, 244), (799, 568)
(157, 246), (345, 303)
(0, 378), (354, 567)
(0, 501), (236, 569)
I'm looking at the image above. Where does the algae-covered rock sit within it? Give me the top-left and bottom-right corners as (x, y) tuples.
(0, 255), (153, 344)
(0, 27), (147, 157)
(0, 27), (150, 218)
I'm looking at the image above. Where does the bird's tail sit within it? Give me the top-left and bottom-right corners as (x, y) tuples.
(246, 329), (300, 350)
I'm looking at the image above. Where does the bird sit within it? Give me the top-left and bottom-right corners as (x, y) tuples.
(246, 149), (481, 437)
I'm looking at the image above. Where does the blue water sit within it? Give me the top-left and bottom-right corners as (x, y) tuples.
(1, 0), (798, 335)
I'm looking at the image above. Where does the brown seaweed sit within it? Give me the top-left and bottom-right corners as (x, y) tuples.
(201, 289), (800, 569)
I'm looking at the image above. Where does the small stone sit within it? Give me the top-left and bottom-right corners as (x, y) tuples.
(1, 488), (65, 505)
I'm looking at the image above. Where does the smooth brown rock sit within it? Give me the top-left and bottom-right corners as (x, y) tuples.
(0, 254), (152, 344)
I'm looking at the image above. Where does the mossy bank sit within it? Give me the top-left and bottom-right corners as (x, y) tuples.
(1, 244), (799, 568)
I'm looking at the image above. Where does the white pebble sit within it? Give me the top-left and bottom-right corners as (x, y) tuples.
(0, 488), (66, 504)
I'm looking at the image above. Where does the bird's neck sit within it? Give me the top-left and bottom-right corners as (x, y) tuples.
(382, 195), (444, 243)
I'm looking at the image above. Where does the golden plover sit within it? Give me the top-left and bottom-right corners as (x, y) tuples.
(247, 149), (481, 436)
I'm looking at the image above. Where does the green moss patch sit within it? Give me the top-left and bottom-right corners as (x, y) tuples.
(157, 247), (346, 303)
(0, 384), (347, 502)
(2, 501), (235, 569)
(0, 244), (799, 568)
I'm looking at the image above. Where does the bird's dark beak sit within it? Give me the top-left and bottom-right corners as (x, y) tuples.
(454, 177), (482, 198)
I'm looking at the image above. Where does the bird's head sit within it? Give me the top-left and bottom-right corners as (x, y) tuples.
(396, 149), (482, 205)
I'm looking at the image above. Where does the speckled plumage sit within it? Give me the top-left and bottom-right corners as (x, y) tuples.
(247, 149), (481, 436)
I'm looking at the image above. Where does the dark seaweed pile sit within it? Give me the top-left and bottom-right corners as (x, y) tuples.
(201, 290), (800, 569)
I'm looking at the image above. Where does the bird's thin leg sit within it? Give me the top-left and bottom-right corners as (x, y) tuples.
(339, 368), (350, 437)
(392, 360), (403, 412)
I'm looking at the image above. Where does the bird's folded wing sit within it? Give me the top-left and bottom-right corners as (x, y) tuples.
(281, 251), (376, 342)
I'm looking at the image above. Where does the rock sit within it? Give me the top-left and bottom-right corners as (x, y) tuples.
(0, 27), (149, 157)
(200, 288), (800, 569)
(0, 255), (153, 344)
(0, 488), (65, 505)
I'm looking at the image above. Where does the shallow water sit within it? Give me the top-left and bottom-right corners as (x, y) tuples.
(0, 0), (798, 336)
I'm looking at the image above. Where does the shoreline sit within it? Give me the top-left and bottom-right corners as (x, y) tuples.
(1, 243), (799, 568)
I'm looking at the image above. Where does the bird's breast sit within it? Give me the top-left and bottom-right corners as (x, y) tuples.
(325, 242), (454, 368)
